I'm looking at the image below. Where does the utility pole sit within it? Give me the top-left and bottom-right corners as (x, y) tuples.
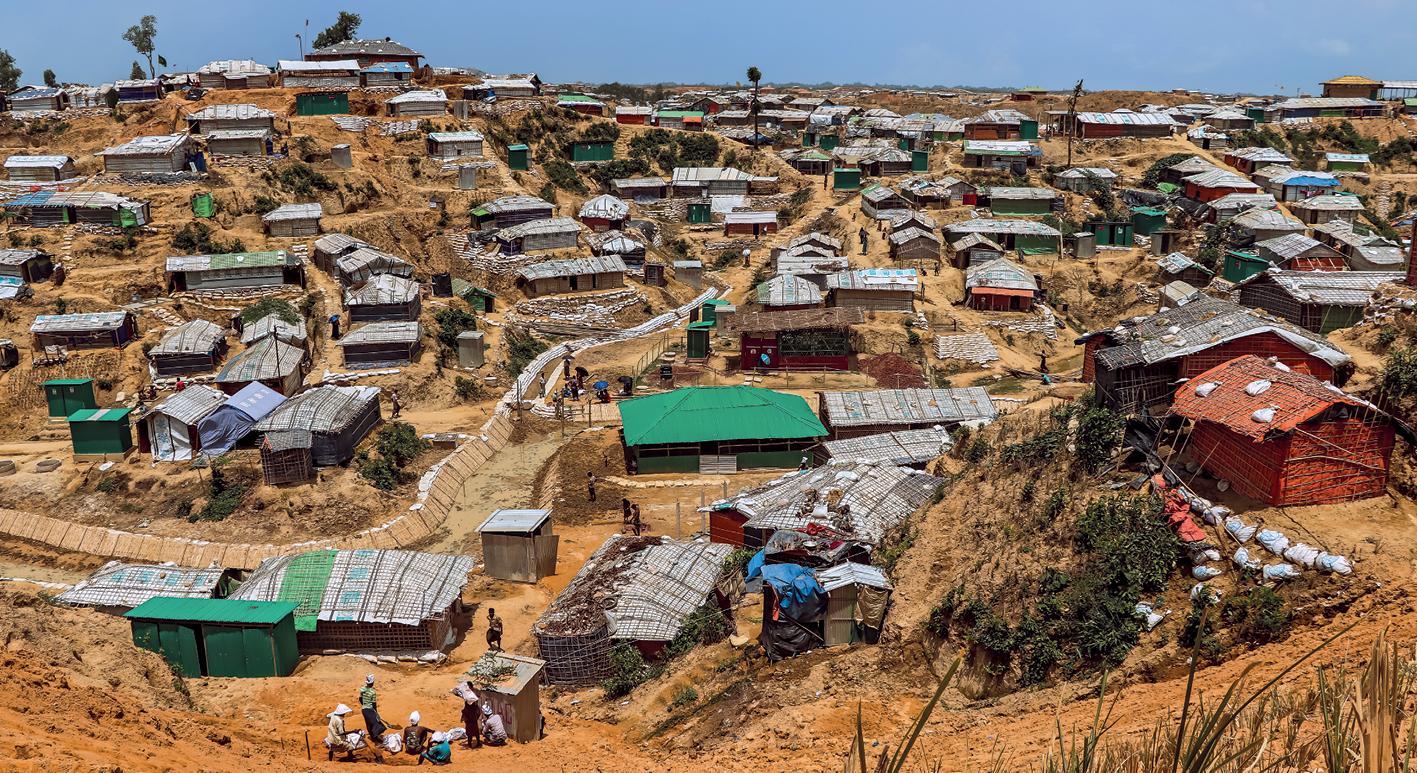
(1065, 79), (1084, 170)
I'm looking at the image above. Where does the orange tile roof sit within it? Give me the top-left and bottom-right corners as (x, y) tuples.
(1172, 355), (1371, 440)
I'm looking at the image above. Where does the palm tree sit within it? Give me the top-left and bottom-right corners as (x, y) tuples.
(746, 66), (762, 145)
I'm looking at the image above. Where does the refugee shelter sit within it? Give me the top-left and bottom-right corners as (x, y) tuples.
(345, 275), (421, 322)
(183, 104), (276, 135)
(815, 427), (953, 467)
(113, 79), (161, 103)
(55, 561), (240, 614)
(1184, 169), (1262, 202)
(215, 336), (305, 396)
(497, 217), (583, 255)
(516, 254), (625, 296)
(241, 316), (307, 348)
(981, 187), (1058, 216)
(706, 460), (945, 548)
(196, 382), (285, 457)
(965, 257), (1039, 311)
(1225, 146), (1293, 175)
(426, 131), (484, 160)
(860, 184), (910, 220)
(826, 269), (918, 313)
(1077, 298), (1353, 415)
(1172, 355), (1406, 507)
(577, 194), (630, 232)
(1254, 234), (1346, 271)
(817, 387), (996, 440)
(1058, 112), (1176, 138)
(307, 39), (424, 68)
(1326, 153), (1369, 172)
(360, 62), (413, 87)
(331, 247), (413, 287)
(263, 204), (323, 238)
(960, 140), (1042, 174)
(585, 230), (647, 266)
(1053, 167), (1117, 193)
(817, 563), (893, 646)
(140, 385), (228, 462)
(1265, 170), (1343, 202)
(900, 175), (975, 206)
(7, 86), (70, 112)
(336, 321), (423, 366)
(1156, 252), (1214, 287)
(97, 134), (195, 174)
(1264, 97), (1385, 122)
(253, 385), (380, 466)
(166, 251), (302, 292)
(148, 320), (227, 378)
(126, 598), (300, 678)
(4, 155), (77, 182)
(384, 90), (447, 118)
(1238, 270), (1403, 334)
(476, 509), (558, 583)
(195, 60), (271, 90)
(756, 274), (824, 311)
(721, 307), (865, 372)
(944, 219), (1060, 255)
(30, 311), (137, 351)
(1291, 194), (1363, 225)
(0, 249), (55, 285)
(612, 177), (668, 201)
(1231, 208), (1306, 245)
(231, 548), (472, 653)
(619, 385), (827, 475)
(312, 233), (368, 275)
(723, 211), (779, 237)
(535, 535), (733, 684)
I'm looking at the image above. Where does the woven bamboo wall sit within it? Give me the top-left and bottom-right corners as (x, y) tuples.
(0, 412), (515, 570)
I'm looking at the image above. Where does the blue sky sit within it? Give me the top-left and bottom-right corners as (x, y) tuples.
(6, 0), (1415, 95)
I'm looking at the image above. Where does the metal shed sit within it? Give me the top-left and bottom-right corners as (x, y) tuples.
(472, 652), (547, 744)
(126, 598), (300, 678)
(817, 387), (997, 440)
(476, 509), (558, 583)
(426, 131), (484, 160)
(336, 321), (423, 366)
(31, 311), (137, 351)
(67, 408), (134, 462)
(4, 155), (78, 183)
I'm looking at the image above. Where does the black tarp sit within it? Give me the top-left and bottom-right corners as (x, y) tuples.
(758, 584), (824, 662)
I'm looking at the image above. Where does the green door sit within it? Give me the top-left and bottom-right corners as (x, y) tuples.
(687, 326), (710, 359)
(202, 625), (248, 678)
(821, 135), (839, 151)
(898, 138), (909, 151)
(508, 145), (529, 171)
(688, 203), (711, 224)
(1019, 120), (1039, 140)
(158, 623), (203, 677)
(272, 616), (300, 677)
(912, 150), (929, 172)
(803, 133), (815, 147)
(242, 627), (277, 677)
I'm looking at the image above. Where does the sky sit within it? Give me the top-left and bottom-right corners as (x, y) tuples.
(5, 0), (1416, 96)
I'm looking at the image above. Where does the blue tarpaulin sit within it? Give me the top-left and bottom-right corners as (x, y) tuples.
(759, 564), (826, 622)
(197, 382), (285, 457)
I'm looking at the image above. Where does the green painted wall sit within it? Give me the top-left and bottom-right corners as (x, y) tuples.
(1318, 305), (1364, 335)
(508, 146), (529, 171)
(203, 625), (248, 678)
(833, 169), (860, 190)
(912, 150), (929, 172)
(295, 93), (347, 116)
(688, 203), (712, 223)
(736, 451), (801, 470)
(69, 419), (133, 455)
(1224, 253), (1267, 283)
(687, 328), (710, 359)
(821, 135), (839, 151)
(1329, 161), (1362, 172)
(44, 380), (95, 419)
(1019, 120), (1039, 140)
(569, 141), (615, 162)
(636, 454), (700, 475)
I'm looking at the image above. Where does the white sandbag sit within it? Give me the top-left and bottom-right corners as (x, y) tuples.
(444, 727), (467, 741)
(326, 731), (368, 751)
(1190, 583), (1221, 603)
(1207, 505), (1232, 520)
(1145, 611), (1167, 630)
(1272, 361), (1291, 372)
(1193, 565), (1222, 580)
(383, 733), (403, 753)
(1256, 529), (1290, 556)
(1245, 380), (1272, 396)
(1317, 553), (1353, 575)
(1224, 516), (1257, 543)
(1190, 496), (1211, 515)
(1195, 382), (1219, 397)
(1252, 407), (1276, 423)
(1233, 547), (1261, 570)
(1262, 564), (1301, 581)
(1283, 543), (1322, 569)
(1133, 601), (1152, 618)
(1202, 507), (1224, 526)
(1204, 549), (1221, 562)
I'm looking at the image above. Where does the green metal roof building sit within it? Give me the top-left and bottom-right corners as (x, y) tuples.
(125, 598), (300, 678)
(567, 139), (615, 162)
(67, 408), (134, 461)
(1131, 207), (1169, 236)
(620, 385), (827, 475)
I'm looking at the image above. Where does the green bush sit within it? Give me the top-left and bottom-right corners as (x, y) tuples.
(1382, 347), (1417, 398)
(96, 477), (117, 493)
(172, 222), (245, 255)
(433, 308), (478, 351)
(192, 457), (244, 522)
(240, 297), (298, 326)
(454, 376), (482, 401)
(1140, 154), (1195, 189)
(543, 159), (587, 194)
(963, 436), (991, 463)
(1378, 327), (1399, 349)
(375, 422), (431, 467)
(274, 161), (336, 196)
(600, 644), (649, 698)
(1074, 406), (1123, 472)
(249, 195), (281, 215)
(669, 686), (699, 709)
(1221, 586), (1288, 644)
(505, 327), (549, 377)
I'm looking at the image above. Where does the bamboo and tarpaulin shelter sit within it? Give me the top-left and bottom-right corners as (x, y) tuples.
(262, 203), (323, 238)
(516, 254), (625, 296)
(1237, 269), (1405, 335)
(755, 274), (823, 311)
(345, 275), (422, 323)
(3, 155), (78, 183)
(148, 319), (228, 377)
(585, 229), (648, 266)
(534, 535), (733, 685)
(3, 191), (150, 228)
(216, 336), (305, 396)
(196, 382), (286, 457)
(313, 233), (369, 276)
(253, 385), (380, 466)
(333, 247), (414, 287)
(825, 268), (918, 313)
(0, 248), (56, 288)
(30, 311), (137, 351)
(229, 549), (475, 653)
(475, 509), (558, 583)
(817, 562), (892, 646)
(619, 385), (827, 475)
(96, 134), (194, 174)
(141, 385), (227, 462)
(260, 429), (313, 484)
(964, 257), (1039, 311)
(815, 427), (953, 467)
(704, 460), (945, 549)
(498, 217), (586, 256)
(1077, 298), (1354, 416)
(54, 560), (241, 614)
(336, 321), (423, 367)
(166, 251), (302, 292)
(719, 306), (865, 372)
(1171, 355), (1411, 507)
(240, 315), (307, 348)
(817, 387), (996, 440)
(944, 218), (1060, 255)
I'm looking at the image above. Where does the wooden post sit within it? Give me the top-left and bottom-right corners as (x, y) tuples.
(722, 481), (727, 500)
(676, 501), (681, 538)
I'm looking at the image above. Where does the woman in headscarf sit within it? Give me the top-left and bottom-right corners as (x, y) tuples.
(325, 704), (358, 761)
(403, 711), (432, 756)
(359, 674), (387, 739)
(418, 731), (452, 765)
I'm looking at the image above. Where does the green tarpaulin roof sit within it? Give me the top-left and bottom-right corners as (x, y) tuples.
(124, 597), (297, 625)
(619, 385), (827, 446)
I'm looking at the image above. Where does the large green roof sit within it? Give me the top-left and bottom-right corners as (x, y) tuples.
(124, 597), (298, 625)
(619, 385), (826, 446)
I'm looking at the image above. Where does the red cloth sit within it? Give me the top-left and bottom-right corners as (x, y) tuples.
(1162, 490), (1207, 542)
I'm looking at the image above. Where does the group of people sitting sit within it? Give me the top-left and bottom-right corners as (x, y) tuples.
(325, 674), (508, 764)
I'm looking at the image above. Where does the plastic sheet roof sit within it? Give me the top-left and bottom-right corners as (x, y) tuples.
(817, 562), (892, 592)
(216, 336), (303, 382)
(758, 274), (823, 306)
(966, 257), (1038, 292)
(30, 311), (129, 333)
(1292, 194), (1363, 211)
(336, 321), (422, 346)
(241, 315), (307, 345)
(821, 427), (953, 465)
(578, 194), (629, 220)
(518, 253), (624, 281)
(232, 549), (472, 627)
(262, 203), (323, 222)
(55, 561), (229, 608)
(946, 219), (1060, 236)
(150, 319), (226, 356)
(720, 306), (864, 334)
(166, 251), (293, 272)
(97, 134), (191, 156)
(310, 39), (423, 57)
(1172, 355), (1381, 440)
(255, 385), (379, 434)
(345, 274), (420, 305)
(826, 268), (919, 292)
(384, 89), (446, 105)
(498, 216), (584, 240)
(1244, 269), (1405, 306)
(3, 155), (74, 169)
(789, 232), (843, 251)
(1156, 252), (1213, 276)
(1256, 233), (1339, 260)
(0, 248), (50, 266)
(983, 186), (1057, 200)
(1073, 112), (1178, 125)
(185, 103), (276, 121)
(150, 384), (228, 425)
(1233, 208), (1304, 230)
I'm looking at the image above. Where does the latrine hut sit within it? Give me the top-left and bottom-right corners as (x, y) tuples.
(345, 275), (422, 322)
(817, 387), (997, 440)
(30, 311), (137, 351)
(96, 134), (195, 174)
(476, 510), (558, 583)
(263, 204), (323, 238)
(253, 385), (381, 466)
(826, 269), (918, 313)
(534, 535), (733, 684)
(148, 320), (227, 377)
(216, 337), (305, 396)
(516, 255), (625, 296)
(336, 322), (423, 366)
(1171, 355), (1408, 507)
(230, 549), (474, 653)
(260, 429), (313, 484)
(4, 155), (77, 182)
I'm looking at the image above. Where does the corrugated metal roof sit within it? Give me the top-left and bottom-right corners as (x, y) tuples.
(310, 39), (422, 57)
(360, 62), (414, 73)
(278, 59), (361, 72)
(860, 184), (902, 203)
(1210, 192), (1277, 211)
(620, 385), (826, 446)
(125, 597), (297, 624)
(30, 311), (129, 333)
(217, 337), (303, 383)
(1054, 167), (1117, 179)
(612, 177), (667, 189)
(1183, 170), (1260, 189)
(185, 103), (276, 121)
(481, 195), (554, 214)
(1233, 208), (1304, 230)
(315, 233), (367, 255)
(945, 218), (1060, 236)
(757, 274), (823, 306)
(776, 254), (850, 276)
(56, 561), (229, 608)
(1173, 354), (1381, 440)
(475, 509), (552, 534)
(262, 203), (323, 222)
(150, 384), (228, 425)
(3, 155), (74, 169)
(1293, 194), (1363, 211)
(150, 319), (226, 356)
(983, 186), (1057, 200)
(0, 248), (49, 266)
(966, 257), (1040, 291)
(1268, 97), (1384, 109)
(817, 562), (893, 592)
(1355, 244), (1405, 268)
(345, 274), (420, 306)
(166, 251), (292, 272)
(821, 428), (952, 466)
(888, 226), (941, 246)
(671, 167), (751, 182)
(1073, 112), (1178, 126)
(1156, 252), (1212, 276)
(789, 232), (843, 251)
(820, 387), (996, 428)
(336, 248), (413, 282)
(723, 211), (778, 225)
(1256, 233), (1335, 260)
(336, 321), (422, 346)
(578, 194), (629, 220)
(948, 233), (1004, 251)
(427, 130), (484, 142)
(254, 385), (379, 434)
(10, 86), (67, 99)
(517, 253), (623, 281)
(1227, 147), (1293, 163)
(384, 89), (446, 105)
(1249, 269), (1404, 306)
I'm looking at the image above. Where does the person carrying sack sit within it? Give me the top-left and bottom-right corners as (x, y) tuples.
(450, 681), (482, 749)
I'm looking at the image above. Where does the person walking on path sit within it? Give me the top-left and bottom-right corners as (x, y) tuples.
(360, 675), (387, 740)
(859, 227), (869, 255)
(486, 608), (503, 651)
(586, 471), (597, 502)
(389, 390), (401, 420)
(451, 681), (482, 749)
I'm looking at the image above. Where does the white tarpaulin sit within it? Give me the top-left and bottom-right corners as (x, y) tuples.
(148, 412), (193, 461)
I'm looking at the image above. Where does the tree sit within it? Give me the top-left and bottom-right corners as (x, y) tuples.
(122, 15), (158, 78)
(313, 11), (362, 49)
(129, 61), (147, 81)
(0, 50), (20, 92)
(1064, 78), (1084, 169)
(746, 66), (762, 145)
(42, 69), (56, 88)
